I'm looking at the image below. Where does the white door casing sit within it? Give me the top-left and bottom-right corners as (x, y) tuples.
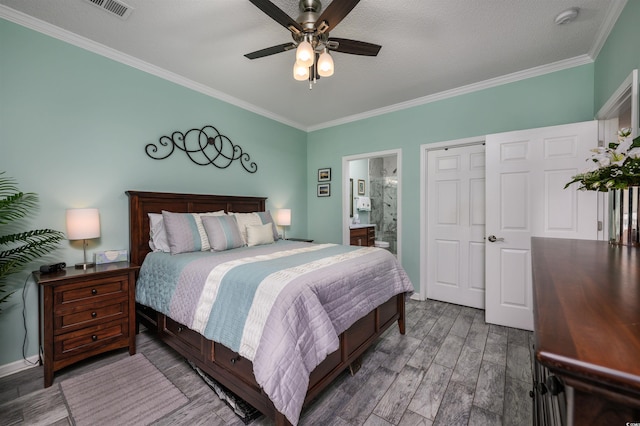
(426, 144), (486, 309)
(485, 120), (598, 331)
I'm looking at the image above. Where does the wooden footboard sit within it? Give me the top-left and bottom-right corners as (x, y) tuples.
(137, 293), (406, 425)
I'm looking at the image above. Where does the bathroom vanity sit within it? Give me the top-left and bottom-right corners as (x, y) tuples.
(350, 224), (375, 247)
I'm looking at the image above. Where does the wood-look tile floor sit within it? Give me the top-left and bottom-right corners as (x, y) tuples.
(0, 299), (533, 425)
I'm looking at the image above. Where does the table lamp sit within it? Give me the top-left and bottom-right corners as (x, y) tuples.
(66, 208), (100, 269)
(275, 209), (291, 240)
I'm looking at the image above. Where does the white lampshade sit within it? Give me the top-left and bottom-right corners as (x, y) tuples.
(317, 51), (334, 77)
(293, 61), (310, 81)
(66, 208), (100, 240)
(295, 40), (314, 68)
(275, 209), (291, 227)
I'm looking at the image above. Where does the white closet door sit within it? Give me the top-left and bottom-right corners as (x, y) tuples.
(427, 144), (486, 309)
(485, 120), (598, 330)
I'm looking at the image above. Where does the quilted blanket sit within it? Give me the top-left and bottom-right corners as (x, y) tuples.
(136, 240), (413, 424)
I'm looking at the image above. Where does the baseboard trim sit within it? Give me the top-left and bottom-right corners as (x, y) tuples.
(0, 355), (39, 378)
(410, 293), (423, 301)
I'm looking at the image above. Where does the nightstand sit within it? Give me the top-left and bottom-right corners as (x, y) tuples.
(33, 261), (139, 387)
(286, 238), (314, 243)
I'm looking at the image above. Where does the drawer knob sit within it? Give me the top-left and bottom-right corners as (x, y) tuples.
(91, 312), (97, 318)
(230, 356), (240, 365)
(91, 289), (97, 295)
(91, 335), (98, 341)
(177, 326), (183, 333)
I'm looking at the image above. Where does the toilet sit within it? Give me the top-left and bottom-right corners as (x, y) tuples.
(374, 240), (390, 249)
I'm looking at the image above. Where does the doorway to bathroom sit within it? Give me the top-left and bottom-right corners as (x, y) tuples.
(342, 149), (402, 261)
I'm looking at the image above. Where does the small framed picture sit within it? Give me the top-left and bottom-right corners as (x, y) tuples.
(317, 183), (331, 197)
(318, 168), (331, 182)
(357, 179), (365, 195)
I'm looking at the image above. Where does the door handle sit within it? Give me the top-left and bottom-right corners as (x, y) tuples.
(487, 235), (504, 243)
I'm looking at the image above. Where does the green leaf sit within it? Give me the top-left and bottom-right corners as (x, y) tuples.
(0, 172), (64, 314)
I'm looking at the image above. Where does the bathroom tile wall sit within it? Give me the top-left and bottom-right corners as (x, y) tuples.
(369, 156), (398, 253)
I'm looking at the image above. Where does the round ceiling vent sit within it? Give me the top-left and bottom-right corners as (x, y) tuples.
(555, 7), (580, 25)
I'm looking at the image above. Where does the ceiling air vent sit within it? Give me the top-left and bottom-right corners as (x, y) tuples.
(83, 0), (134, 20)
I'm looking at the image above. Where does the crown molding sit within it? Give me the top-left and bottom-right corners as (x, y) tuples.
(589, 0), (628, 60)
(1, 4), (614, 134)
(0, 5), (306, 131)
(308, 55), (594, 132)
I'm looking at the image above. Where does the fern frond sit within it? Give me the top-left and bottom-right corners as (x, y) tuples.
(0, 230), (65, 277)
(0, 172), (64, 314)
(0, 192), (39, 225)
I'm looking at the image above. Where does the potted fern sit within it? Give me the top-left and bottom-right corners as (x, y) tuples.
(0, 172), (65, 313)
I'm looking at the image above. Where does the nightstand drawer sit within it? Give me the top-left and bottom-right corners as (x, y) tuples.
(55, 300), (128, 332)
(54, 319), (128, 358)
(54, 277), (128, 306)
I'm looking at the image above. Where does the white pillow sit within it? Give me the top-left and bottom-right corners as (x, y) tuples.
(229, 212), (263, 245)
(148, 213), (170, 252)
(246, 223), (275, 247)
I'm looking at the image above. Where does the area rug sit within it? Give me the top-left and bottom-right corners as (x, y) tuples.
(60, 354), (188, 425)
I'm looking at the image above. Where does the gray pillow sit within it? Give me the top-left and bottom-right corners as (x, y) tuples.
(202, 215), (245, 251)
(162, 211), (209, 254)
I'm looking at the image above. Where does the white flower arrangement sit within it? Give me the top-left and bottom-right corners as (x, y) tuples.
(565, 128), (640, 191)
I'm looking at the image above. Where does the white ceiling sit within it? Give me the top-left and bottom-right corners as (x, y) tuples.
(0, 0), (626, 131)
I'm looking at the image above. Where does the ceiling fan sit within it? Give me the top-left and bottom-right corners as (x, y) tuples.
(245, 0), (382, 83)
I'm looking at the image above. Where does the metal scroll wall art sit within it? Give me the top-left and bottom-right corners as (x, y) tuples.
(145, 125), (257, 173)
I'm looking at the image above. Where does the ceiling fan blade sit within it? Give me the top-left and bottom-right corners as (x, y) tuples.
(249, 0), (302, 34)
(328, 38), (382, 56)
(244, 42), (296, 59)
(315, 0), (361, 33)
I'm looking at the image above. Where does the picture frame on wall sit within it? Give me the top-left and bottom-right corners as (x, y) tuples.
(317, 183), (331, 197)
(318, 168), (331, 182)
(357, 179), (365, 195)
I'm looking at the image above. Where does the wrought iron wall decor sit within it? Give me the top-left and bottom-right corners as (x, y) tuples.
(145, 125), (257, 173)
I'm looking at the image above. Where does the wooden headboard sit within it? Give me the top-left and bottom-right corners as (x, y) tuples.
(126, 191), (267, 266)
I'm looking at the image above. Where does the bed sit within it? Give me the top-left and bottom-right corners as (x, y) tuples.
(127, 190), (412, 425)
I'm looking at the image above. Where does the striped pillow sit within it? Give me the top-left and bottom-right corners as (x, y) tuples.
(202, 215), (245, 251)
(229, 212), (263, 245)
(162, 211), (209, 254)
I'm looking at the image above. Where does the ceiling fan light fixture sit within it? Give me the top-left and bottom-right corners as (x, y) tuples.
(293, 61), (310, 81)
(317, 50), (334, 77)
(296, 39), (314, 67)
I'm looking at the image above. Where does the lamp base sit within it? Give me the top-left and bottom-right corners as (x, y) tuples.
(75, 239), (95, 270)
(75, 262), (95, 270)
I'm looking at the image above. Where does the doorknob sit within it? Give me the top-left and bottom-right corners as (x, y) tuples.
(487, 235), (504, 243)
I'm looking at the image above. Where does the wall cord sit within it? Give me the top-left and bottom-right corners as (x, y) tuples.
(22, 275), (39, 366)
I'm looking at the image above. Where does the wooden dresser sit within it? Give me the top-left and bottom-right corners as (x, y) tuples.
(531, 237), (640, 425)
(350, 225), (375, 247)
(34, 262), (139, 387)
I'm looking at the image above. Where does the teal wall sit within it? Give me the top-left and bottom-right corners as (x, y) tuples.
(2, 1), (638, 369)
(0, 19), (307, 366)
(307, 65), (595, 290)
(594, 0), (640, 112)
